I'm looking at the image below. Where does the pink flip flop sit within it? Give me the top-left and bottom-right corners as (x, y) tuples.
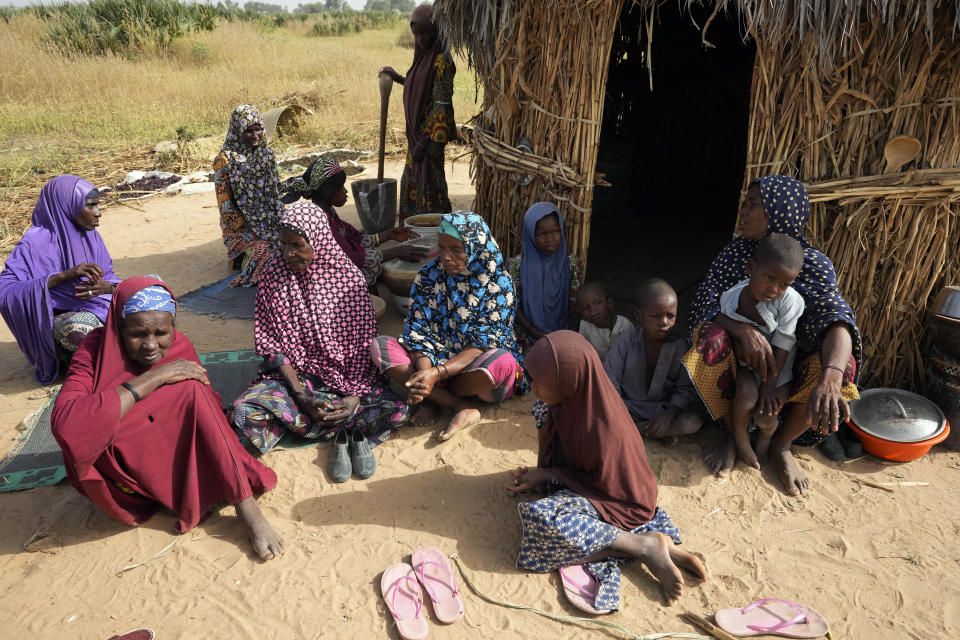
(558, 565), (611, 615)
(380, 563), (429, 640)
(411, 546), (465, 623)
(715, 598), (829, 638)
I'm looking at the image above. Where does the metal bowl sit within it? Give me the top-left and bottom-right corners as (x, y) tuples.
(927, 313), (960, 360)
(930, 285), (960, 320)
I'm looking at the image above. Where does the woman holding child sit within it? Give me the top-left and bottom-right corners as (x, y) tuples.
(507, 331), (707, 610)
(684, 175), (861, 496)
(371, 212), (528, 441)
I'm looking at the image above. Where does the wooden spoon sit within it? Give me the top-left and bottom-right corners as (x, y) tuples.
(882, 135), (921, 174)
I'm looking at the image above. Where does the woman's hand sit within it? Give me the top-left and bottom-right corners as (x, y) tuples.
(505, 466), (553, 493)
(378, 66), (402, 83)
(385, 228), (419, 243)
(807, 368), (850, 434)
(74, 279), (113, 299)
(405, 366), (441, 404)
(382, 244), (428, 263)
(153, 359), (209, 387)
(319, 396), (360, 423)
(730, 322), (777, 382)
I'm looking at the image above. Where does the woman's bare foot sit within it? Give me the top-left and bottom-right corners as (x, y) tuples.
(235, 497), (284, 561)
(410, 403), (437, 427)
(438, 407), (482, 441)
(772, 448), (809, 496)
(704, 432), (736, 477)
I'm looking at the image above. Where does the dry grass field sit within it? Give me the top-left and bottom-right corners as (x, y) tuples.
(0, 9), (479, 249)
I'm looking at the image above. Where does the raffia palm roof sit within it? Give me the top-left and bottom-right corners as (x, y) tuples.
(434, 0), (960, 75)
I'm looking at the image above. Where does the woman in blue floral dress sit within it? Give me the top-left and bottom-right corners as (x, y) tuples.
(370, 212), (527, 441)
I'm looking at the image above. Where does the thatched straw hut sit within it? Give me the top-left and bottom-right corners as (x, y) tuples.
(434, 0), (960, 389)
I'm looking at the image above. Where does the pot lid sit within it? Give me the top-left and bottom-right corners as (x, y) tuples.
(849, 388), (946, 443)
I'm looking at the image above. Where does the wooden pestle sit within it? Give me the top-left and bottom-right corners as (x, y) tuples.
(378, 73), (393, 183)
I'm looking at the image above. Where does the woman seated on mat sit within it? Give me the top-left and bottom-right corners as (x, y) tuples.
(507, 202), (583, 348)
(370, 212), (529, 441)
(279, 157), (426, 286)
(682, 175), (862, 496)
(213, 104), (286, 287)
(0, 175), (121, 385)
(51, 277), (284, 560)
(506, 331), (707, 611)
(230, 203), (409, 474)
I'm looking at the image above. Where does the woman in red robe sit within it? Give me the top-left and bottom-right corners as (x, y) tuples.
(52, 276), (284, 561)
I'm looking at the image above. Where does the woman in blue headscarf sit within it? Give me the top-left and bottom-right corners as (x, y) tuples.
(682, 176), (861, 496)
(370, 212), (528, 440)
(507, 202), (583, 348)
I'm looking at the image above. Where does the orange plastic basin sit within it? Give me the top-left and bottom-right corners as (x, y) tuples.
(846, 418), (951, 462)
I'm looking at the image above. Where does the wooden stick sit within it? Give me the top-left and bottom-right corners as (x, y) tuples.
(683, 612), (739, 640)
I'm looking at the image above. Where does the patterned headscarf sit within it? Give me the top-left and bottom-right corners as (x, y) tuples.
(255, 202), (380, 396)
(218, 105), (285, 243)
(282, 156), (345, 201)
(401, 212), (527, 380)
(121, 285), (176, 318)
(688, 175), (862, 376)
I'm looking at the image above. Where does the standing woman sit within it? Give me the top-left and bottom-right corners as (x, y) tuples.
(0, 175), (121, 384)
(213, 104), (286, 287)
(378, 4), (456, 223)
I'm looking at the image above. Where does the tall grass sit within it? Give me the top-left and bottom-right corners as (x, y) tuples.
(0, 11), (479, 248)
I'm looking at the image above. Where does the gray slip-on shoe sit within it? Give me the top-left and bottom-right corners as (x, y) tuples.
(329, 429), (352, 483)
(349, 429), (377, 479)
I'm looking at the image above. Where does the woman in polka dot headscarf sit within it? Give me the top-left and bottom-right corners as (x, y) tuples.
(682, 175), (861, 496)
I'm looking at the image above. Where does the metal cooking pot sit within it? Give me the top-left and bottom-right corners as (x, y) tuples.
(846, 388), (950, 461)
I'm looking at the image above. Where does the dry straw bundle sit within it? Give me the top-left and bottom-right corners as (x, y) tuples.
(436, 0), (624, 258)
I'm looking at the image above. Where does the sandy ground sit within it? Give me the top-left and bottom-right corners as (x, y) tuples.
(2, 158), (960, 640)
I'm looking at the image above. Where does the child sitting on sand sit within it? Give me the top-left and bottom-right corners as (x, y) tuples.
(719, 233), (805, 469)
(577, 282), (632, 360)
(604, 278), (703, 447)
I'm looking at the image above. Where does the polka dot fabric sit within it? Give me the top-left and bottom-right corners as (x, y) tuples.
(688, 175), (863, 377)
(254, 202), (379, 396)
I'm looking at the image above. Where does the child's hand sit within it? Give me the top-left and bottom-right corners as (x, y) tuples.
(645, 407), (679, 438)
(756, 383), (785, 416)
(505, 466), (552, 493)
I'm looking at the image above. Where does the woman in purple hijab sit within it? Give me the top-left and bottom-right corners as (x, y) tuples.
(0, 175), (120, 384)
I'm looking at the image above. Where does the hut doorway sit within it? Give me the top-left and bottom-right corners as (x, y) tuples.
(588, 2), (756, 331)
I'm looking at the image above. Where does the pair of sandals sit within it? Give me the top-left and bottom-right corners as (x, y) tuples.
(329, 428), (376, 483)
(380, 547), (465, 639)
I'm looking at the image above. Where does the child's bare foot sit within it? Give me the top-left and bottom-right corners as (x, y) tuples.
(662, 435), (680, 448)
(236, 497), (284, 561)
(668, 545), (708, 582)
(704, 432), (736, 477)
(772, 448), (809, 496)
(755, 432), (773, 463)
(734, 433), (761, 470)
(438, 407), (481, 441)
(627, 532), (685, 605)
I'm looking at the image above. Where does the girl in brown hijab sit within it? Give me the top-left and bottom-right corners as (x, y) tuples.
(378, 4), (456, 222)
(506, 331), (707, 609)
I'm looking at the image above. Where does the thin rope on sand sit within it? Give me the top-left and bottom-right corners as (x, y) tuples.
(448, 554), (709, 640)
(117, 536), (178, 576)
